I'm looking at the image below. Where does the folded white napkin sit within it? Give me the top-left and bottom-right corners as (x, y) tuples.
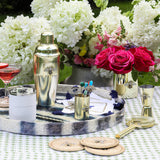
(56, 92), (114, 115)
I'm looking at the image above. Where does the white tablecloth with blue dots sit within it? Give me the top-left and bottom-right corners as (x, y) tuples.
(0, 87), (160, 160)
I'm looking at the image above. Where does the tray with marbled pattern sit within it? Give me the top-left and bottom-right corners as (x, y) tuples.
(0, 84), (125, 136)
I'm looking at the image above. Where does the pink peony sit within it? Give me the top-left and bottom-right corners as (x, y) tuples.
(74, 55), (83, 65)
(83, 58), (95, 67)
(94, 43), (104, 52)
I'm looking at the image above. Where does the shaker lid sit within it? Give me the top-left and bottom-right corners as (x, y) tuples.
(40, 32), (54, 44)
(36, 32), (60, 54)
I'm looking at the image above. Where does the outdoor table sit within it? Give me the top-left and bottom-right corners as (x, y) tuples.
(0, 87), (160, 160)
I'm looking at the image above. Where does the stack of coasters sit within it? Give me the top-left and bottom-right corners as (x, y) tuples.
(80, 137), (125, 156)
(49, 137), (84, 152)
(49, 137), (125, 156)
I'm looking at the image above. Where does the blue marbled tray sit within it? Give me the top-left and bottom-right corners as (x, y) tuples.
(0, 84), (124, 136)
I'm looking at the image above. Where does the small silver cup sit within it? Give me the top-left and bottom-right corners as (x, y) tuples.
(74, 94), (90, 120)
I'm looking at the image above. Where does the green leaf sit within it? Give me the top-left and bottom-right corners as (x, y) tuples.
(132, 69), (139, 81)
(138, 72), (160, 86)
(60, 55), (65, 61)
(88, 24), (93, 32)
(0, 79), (4, 88)
(131, 0), (141, 6)
(93, 0), (109, 10)
(60, 62), (64, 70)
(123, 10), (134, 23)
(154, 15), (160, 24)
(120, 20), (126, 37)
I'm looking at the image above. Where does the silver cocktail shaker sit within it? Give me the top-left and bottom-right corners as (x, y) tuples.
(34, 32), (60, 108)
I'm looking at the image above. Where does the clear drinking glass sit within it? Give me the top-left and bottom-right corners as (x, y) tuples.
(0, 64), (22, 107)
(139, 85), (154, 117)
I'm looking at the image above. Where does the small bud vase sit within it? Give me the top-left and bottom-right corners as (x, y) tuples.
(113, 71), (138, 98)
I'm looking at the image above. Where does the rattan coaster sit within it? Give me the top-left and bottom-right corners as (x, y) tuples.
(0, 97), (9, 108)
(85, 144), (125, 156)
(80, 137), (119, 149)
(49, 137), (84, 152)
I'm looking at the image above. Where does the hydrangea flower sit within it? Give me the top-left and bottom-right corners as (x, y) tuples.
(88, 36), (99, 56)
(127, 0), (160, 54)
(0, 15), (51, 85)
(31, 0), (60, 19)
(49, 0), (94, 47)
(87, 6), (131, 58)
(93, 6), (131, 35)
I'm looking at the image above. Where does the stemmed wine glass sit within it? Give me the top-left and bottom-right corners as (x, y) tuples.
(0, 64), (22, 107)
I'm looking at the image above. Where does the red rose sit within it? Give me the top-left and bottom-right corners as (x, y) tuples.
(95, 48), (111, 70)
(108, 49), (134, 74)
(95, 46), (125, 70)
(129, 47), (155, 72)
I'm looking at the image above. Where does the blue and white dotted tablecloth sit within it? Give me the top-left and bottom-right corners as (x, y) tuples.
(0, 87), (160, 160)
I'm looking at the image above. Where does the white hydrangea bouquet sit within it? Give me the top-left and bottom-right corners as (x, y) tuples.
(1, 0), (160, 85)
(0, 15), (51, 85)
(31, 0), (160, 79)
(31, 0), (132, 78)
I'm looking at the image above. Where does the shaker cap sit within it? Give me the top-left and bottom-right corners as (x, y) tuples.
(36, 32), (60, 54)
(40, 32), (54, 44)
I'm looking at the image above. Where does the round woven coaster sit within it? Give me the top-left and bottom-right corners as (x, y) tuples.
(0, 97), (9, 108)
(49, 137), (84, 152)
(80, 137), (119, 149)
(85, 144), (125, 156)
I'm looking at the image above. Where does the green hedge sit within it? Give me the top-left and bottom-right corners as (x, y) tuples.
(0, 0), (132, 14)
(0, 0), (32, 14)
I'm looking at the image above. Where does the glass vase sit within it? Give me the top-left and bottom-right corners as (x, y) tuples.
(113, 71), (138, 98)
(139, 85), (154, 117)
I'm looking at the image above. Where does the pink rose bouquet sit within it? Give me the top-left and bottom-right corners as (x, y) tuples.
(95, 45), (155, 75)
(93, 22), (160, 86)
(95, 43), (160, 85)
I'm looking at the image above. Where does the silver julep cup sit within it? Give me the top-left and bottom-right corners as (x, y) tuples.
(74, 94), (90, 120)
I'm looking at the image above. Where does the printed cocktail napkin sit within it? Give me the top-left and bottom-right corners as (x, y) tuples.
(56, 92), (114, 115)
